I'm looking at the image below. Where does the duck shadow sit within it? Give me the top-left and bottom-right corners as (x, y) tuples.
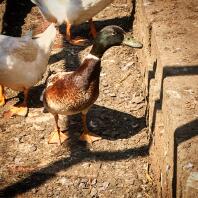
(65, 104), (145, 144)
(27, 84), (45, 108)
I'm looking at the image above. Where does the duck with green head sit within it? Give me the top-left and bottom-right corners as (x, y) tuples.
(43, 25), (143, 145)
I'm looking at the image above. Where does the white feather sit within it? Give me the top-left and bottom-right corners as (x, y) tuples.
(0, 24), (56, 91)
(31, 0), (113, 25)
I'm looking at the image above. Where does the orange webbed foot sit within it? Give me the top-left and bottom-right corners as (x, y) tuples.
(0, 85), (5, 107)
(0, 96), (5, 107)
(80, 131), (101, 144)
(3, 104), (28, 119)
(48, 130), (69, 145)
(68, 37), (89, 46)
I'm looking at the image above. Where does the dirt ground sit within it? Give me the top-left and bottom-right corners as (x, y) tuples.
(0, 0), (156, 197)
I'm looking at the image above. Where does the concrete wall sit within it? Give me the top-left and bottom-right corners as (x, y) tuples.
(134, 0), (198, 197)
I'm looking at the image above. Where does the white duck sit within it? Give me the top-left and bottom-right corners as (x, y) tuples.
(31, 0), (114, 45)
(0, 24), (56, 117)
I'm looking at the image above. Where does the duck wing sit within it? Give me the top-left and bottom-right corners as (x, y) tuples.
(0, 35), (40, 90)
(0, 35), (38, 66)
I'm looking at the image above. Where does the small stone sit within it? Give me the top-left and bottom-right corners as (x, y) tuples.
(14, 157), (22, 164)
(40, 134), (45, 140)
(82, 162), (91, 167)
(74, 179), (80, 187)
(121, 61), (135, 71)
(104, 89), (110, 94)
(137, 192), (142, 198)
(89, 120), (97, 128)
(109, 93), (116, 97)
(58, 177), (72, 186)
(18, 143), (37, 153)
(99, 181), (109, 191)
(100, 72), (106, 77)
(132, 96), (144, 104)
(91, 178), (97, 186)
(81, 178), (88, 183)
(183, 162), (193, 170)
(132, 122), (139, 129)
(90, 188), (98, 197)
(142, 179), (148, 184)
(130, 103), (145, 111)
(173, 48), (181, 53)
(18, 135), (26, 143)
(102, 82), (109, 87)
(39, 187), (47, 194)
(120, 92), (125, 98)
(32, 188), (37, 194)
(33, 124), (45, 131)
(79, 182), (86, 189)
(31, 145), (37, 152)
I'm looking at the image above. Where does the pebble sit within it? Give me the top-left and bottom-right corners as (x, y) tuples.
(81, 162), (91, 168)
(90, 188), (98, 197)
(18, 143), (37, 153)
(32, 188), (37, 194)
(183, 162), (193, 170)
(143, 179), (148, 184)
(79, 182), (87, 189)
(121, 61), (135, 71)
(81, 178), (88, 183)
(120, 93), (125, 98)
(73, 179), (80, 187)
(91, 178), (97, 186)
(132, 96), (144, 104)
(130, 103), (145, 111)
(33, 124), (45, 131)
(14, 157), (22, 164)
(100, 72), (106, 77)
(18, 136), (26, 143)
(98, 181), (109, 191)
(136, 192), (143, 198)
(102, 82), (109, 87)
(31, 145), (37, 152)
(132, 122), (139, 129)
(89, 120), (97, 128)
(58, 177), (72, 186)
(109, 93), (116, 97)
(104, 89), (110, 94)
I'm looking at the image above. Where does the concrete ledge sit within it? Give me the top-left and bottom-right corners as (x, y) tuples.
(134, 0), (198, 197)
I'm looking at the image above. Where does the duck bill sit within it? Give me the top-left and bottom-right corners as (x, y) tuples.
(122, 35), (143, 48)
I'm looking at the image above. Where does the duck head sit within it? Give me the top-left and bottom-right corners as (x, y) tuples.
(90, 25), (143, 58)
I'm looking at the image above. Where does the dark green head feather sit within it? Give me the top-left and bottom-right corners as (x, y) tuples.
(90, 25), (143, 58)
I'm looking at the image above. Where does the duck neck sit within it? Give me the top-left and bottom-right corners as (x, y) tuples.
(75, 53), (101, 89)
(90, 43), (109, 59)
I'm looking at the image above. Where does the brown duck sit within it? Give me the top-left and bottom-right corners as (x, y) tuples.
(43, 25), (143, 145)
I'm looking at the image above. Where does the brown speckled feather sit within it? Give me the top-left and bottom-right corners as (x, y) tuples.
(43, 58), (101, 115)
